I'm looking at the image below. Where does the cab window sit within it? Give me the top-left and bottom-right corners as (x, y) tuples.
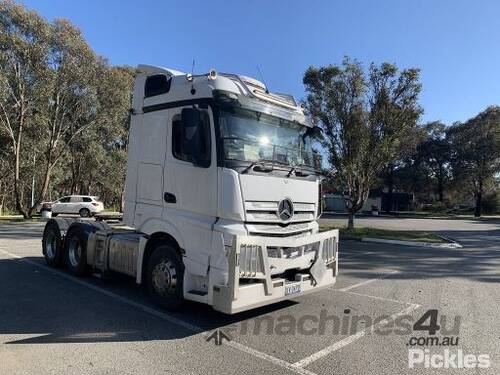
(144, 74), (171, 98)
(172, 108), (211, 168)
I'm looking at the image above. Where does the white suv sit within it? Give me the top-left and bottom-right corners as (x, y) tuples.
(49, 195), (104, 217)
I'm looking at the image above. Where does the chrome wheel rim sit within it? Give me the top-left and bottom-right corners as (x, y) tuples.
(45, 231), (56, 259)
(68, 237), (82, 267)
(152, 259), (177, 296)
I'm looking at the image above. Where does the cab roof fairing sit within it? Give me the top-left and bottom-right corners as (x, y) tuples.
(135, 65), (314, 127)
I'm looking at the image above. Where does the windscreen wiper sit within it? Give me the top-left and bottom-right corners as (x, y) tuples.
(286, 166), (310, 178)
(241, 161), (273, 174)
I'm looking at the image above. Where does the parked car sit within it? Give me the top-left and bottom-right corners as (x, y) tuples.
(40, 195), (104, 217)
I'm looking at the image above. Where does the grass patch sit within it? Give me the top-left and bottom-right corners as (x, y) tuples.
(0, 215), (42, 224)
(386, 211), (500, 221)
(320, 224), (445, 243)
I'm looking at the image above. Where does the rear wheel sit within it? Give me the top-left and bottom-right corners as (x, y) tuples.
(79, 208), (90, 218)
(146, 245), (184, 311)
(42, 221), (63, 267)
(64, 226), (89, 276)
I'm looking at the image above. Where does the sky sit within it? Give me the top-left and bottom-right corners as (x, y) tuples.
(20, 0), (500, 124)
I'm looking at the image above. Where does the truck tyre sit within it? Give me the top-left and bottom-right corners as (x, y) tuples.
(79, 208), (91, 218)
(64, 225), (89, 276)
(146, 245), (184, 311)
(42, 221), (63, 267)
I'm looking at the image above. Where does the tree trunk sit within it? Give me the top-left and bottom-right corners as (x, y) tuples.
(70, 156), (81, 194)
(0, 181), (4, 216)
(474, 180), (483, 218)
(385, 166), (394, 214)
(437, 177), (444, 202)
(13, 120), (27, 218)
(120, 190), (125, 213)
(347, 210), (355, 229)
(27, 162), (53, 218)
(437, 165), (444, 202)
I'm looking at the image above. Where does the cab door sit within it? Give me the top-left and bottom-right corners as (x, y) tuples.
(163, 104), (218, 275)
(163, 105), (218, 217)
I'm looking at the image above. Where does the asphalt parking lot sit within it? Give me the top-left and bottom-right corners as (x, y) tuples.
(0, 220), (499, 374)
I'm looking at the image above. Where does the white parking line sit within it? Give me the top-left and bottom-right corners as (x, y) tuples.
(0, 248), (317, 375)
(338, 270), (399, 292)
(292, 303), (420, 369)
(339, 290), (419, 306)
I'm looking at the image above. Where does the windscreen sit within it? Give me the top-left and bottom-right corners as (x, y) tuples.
(218, 107), (318, 169)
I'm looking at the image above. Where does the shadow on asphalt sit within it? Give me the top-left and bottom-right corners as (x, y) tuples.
(0, 255), (297, 345)
(0, 224), (44, 239)
(1, 222), (499, 345)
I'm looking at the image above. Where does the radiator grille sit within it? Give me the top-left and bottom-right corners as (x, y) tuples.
(247, 222), (312, 237)
(245, 201), (316, 224)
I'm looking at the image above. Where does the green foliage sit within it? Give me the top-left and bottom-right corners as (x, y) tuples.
(421, 201), (447, 213)
(0, 1), (134, 217)
(481, 191), (500, 214)
(447, 106), (500, 216)
(304, 57), (422, 227)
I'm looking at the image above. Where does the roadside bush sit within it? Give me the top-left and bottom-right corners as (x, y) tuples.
(482, 192), (499, 214)
(421, 201), (447, 212)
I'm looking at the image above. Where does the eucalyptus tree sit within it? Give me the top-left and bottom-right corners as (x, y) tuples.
(418, 122), (451, 203)
(0, 0), (51, 216)
(447, 106), (500, 217)
(304, 57), (422, 228)
(0, 2), (134, 217)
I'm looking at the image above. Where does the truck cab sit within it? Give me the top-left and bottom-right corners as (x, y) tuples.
(42, 65), (338, 314)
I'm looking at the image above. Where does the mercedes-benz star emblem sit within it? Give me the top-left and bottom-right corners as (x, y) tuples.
(278, 199), (294, 222)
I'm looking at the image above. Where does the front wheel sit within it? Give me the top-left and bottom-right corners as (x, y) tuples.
(146, 245), (184, 311)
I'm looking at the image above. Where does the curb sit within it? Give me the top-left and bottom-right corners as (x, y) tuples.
(361, 237), (462, 249)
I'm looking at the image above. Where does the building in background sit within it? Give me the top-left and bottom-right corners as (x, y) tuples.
(323, 190), (413, 213)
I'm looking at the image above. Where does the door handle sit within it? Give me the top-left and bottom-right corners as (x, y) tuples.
(163, 192), (176, 203)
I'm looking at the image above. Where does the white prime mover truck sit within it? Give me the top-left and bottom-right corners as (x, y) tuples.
(41, 65), (339, 314)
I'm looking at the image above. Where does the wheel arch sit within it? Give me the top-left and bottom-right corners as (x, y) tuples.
(140, 231), (183, 285)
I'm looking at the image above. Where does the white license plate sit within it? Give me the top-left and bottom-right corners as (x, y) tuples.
(285, 283), (301, 296)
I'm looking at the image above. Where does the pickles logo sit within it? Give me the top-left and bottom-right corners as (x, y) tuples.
(408, 349), (490, 369)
